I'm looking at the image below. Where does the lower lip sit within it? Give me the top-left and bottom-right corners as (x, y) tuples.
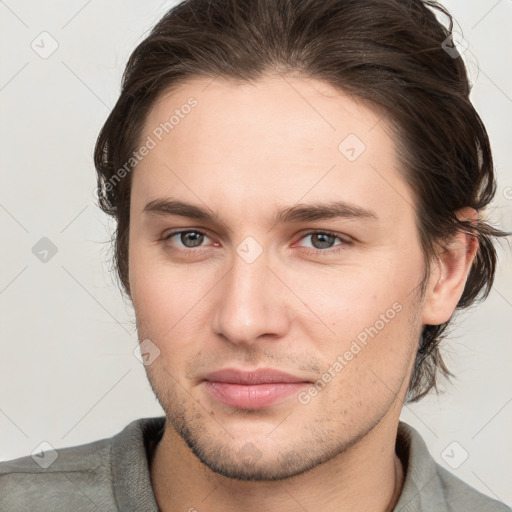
(204, 381), (308, 409)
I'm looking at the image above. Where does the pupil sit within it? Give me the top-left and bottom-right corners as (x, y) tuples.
(312, 233), (334, 249)
(181, 232), (204, 247)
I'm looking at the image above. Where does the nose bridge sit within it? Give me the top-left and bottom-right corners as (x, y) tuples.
(212, 245), (289, 344)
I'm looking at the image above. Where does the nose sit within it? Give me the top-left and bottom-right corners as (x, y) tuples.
(211, 248), (291, 346)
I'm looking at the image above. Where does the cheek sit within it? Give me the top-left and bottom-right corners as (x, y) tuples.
(129, 244), (215, 344)
(283, 256), (413, 337)
(306, 309), (417, 421)
(289, 262), (420, 388)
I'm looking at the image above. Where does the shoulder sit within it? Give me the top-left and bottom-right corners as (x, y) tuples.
(395, 421), (510, 512)
(0, 435), (116, 510)
(0, 416), (164, 511)
(0, 417), (165, 512)
(433, 463), (510, 512)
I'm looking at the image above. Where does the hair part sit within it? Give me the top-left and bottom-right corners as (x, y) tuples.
(94, 0), (510, 402)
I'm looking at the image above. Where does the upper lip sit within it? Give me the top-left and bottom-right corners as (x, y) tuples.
(203, 368), (310, 385)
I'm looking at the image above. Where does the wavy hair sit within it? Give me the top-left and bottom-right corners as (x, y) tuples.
(94, 0), (509, 402)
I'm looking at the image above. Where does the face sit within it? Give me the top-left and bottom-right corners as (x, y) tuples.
(128, 74), (427, 480)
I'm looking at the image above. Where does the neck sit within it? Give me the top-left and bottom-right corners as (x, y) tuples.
(150, 418), (405, 512)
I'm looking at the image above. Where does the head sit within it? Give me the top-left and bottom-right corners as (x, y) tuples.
(94, 0), (508, 481)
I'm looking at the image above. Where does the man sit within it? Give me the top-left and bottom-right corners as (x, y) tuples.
(1, 0), (510, 510)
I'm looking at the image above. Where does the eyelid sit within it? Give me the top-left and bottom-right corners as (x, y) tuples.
(293, 229), (351, 250)
(161, 228), (351, 254)
(162, 227), (209, 239)
(162, 228), (213, 245)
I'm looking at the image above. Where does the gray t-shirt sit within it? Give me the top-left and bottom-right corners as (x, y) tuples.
(0, 417), (509, 511)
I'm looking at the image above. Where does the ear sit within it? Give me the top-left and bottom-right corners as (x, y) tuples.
(421, 208), (479, 325)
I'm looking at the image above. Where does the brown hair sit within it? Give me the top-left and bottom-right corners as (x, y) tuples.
(94, 0), (509, 402)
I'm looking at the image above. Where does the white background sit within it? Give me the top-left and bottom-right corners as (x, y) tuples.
(0, 0), (511, 506)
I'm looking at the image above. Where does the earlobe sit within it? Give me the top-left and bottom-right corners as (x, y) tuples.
(421, 208), (479, 326)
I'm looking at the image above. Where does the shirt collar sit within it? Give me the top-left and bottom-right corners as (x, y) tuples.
(393, 420), (449, 512)
(110, 417), (447, 512)
(111, 416), (164, 511)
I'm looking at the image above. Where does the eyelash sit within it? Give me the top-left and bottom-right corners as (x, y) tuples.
(161, 229), (350, 256)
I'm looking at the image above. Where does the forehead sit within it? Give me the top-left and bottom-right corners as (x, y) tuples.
(132, 74), (414, 227)
(144, 74), (389, 162)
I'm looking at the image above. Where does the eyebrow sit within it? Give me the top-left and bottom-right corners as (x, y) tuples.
(143, 198), (378, 225)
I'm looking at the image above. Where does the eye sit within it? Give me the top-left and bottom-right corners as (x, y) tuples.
(296, 231), (348, 251)
(163, 229), (213, 249)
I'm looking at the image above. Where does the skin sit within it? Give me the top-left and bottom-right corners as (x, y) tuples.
(127, 74), (478, 512)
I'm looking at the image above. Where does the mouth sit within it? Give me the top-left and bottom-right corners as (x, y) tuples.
(202, 368), (311, 410)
